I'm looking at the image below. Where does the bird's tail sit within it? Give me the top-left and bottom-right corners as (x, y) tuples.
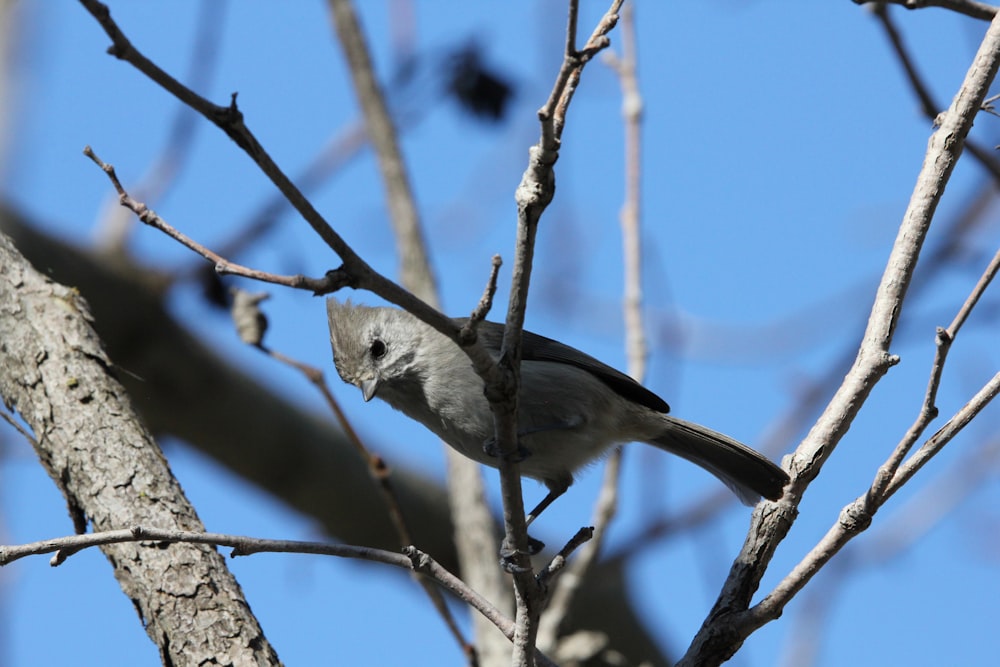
(649, 417), (788, 505)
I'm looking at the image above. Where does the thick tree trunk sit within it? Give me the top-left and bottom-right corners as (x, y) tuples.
(0, 230), (282, 666)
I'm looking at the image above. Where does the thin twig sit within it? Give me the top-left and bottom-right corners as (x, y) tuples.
(494, 2), (625, 664)
(463, 254), (504, 337)
(219, 299), (475, 658)
(857, 0), (997, 21)
(867, 244), (1000, 503)
(95, 0), (226, 253)
(0, 526), (514, 637)
(538, 1), (624, 148)
(538, 3), (640, 650)
(885, 372), (1000, 496)
(535, 527), (596, 589)
(943, 244), (1000, 335)
(753, 370), (1000, 623)
(260, 347), (418, 544)
(872, 2), (1000, 184)
(83, 147), (341, 294)
(0, 406), (37, 445)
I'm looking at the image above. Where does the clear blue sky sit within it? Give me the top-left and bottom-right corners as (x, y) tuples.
(2, 2), (998, 665)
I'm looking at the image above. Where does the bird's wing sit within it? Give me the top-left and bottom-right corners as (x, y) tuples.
(459, 319), (670, 414)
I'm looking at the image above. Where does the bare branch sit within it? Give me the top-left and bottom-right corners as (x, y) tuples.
(781, 433), (1000, 666)
(538, 1), (624, 145)
(944, 244), (1000, 335)
(465, 254), (504, 332)
(489, 3), (626, 663)
(78, 0), (355, 264)
(539, 2), (641, 650)
(866, 245), (1000, 503)
(0, 525), (516, 646)
(885, 372), (1000, 496)
(756, 370), (999, 622)
(857, 0), (998, 21)
(872, 2), (1000, 184)
(94, 0), (226, 253)
(679, 8), (1000, 665)
(535, 527), (596, 589)
(77, 0), (471, 358)
(788, 0), (1000, 537)
(83, 146), (342, 293)
(0, 232), (281, 664)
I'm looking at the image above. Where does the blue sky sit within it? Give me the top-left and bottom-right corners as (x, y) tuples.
(2, 2), (999, 665)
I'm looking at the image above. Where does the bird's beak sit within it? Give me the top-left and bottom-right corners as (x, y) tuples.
(360, 377), (379, 402)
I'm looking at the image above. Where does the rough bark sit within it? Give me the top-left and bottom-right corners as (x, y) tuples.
(0, 230), (281, 666)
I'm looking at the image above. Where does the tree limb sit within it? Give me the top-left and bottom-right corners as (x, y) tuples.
(0, 231), (282, 666)
(679, 8), (1000, 665)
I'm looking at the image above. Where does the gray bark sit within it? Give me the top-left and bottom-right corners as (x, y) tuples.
(0, 230), (281, 666)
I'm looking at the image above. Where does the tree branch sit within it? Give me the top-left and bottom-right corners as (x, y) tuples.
(857, 0), (998, 21)
(84, 146), (341, 293)
(0, 231), (281, 665)
(679, 7), (1000, 665)
(323, 3), (511, 664)
(538, 3), (641, 651)
(871, 2), (1000, 184)
(487, 2), (625, 664)
(755, 370), (999, 622)
(77, 0), (484, 365)
(0, 526), (514, 641)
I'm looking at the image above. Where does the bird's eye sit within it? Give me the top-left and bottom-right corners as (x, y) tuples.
(370, 339), (387, 360)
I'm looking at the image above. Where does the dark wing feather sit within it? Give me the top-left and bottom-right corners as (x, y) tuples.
(460, 319), (670, 414)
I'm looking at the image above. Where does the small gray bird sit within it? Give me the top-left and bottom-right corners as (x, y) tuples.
(327, 299), (787, 524)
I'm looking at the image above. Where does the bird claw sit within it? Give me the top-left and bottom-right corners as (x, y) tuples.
(498, 535), (546, 572)
(499, 551), (530, 574)
(482, 437), (531, 462)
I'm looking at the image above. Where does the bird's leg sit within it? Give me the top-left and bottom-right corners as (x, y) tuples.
(525, 481), (569, 527)
(484, 426), (576, 565)
(501, 479), (570, 563)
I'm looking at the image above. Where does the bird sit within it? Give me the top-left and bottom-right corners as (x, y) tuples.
(326, 299), (788, 529)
